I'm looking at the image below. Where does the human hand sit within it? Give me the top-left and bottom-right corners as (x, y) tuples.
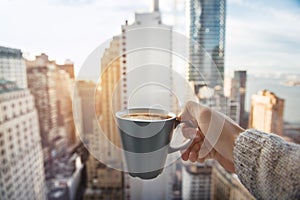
(179, 101), (245, 172)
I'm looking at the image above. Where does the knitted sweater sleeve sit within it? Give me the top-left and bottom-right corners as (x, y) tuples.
(233, 129), (300, 200)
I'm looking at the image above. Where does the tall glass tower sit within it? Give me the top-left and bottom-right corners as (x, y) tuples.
(188, 0), (226, 93)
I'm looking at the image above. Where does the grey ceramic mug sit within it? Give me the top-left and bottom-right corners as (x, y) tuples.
(116, 108), (193, 179)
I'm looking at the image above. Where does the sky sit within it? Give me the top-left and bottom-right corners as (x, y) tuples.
(1, 0), (300, 76)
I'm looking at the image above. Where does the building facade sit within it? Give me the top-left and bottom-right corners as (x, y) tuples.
(0, 46), (27, 88)
(231, 70), (247, 127)
(120, 1), (177, 199)
(57, 60), (75, 79)
(99, 36), (122, 159)
(120, 0), (174, 112)
(0, 80), (46, 200)
(182, 161), (254, 200)
(187, 0), (226, 92)
(249, 90), (285, 135)
(75, 80), (97, 135)
(26, 54), (58, 147)
(82, 36), (125, 198)
(56, 69), (76, 146)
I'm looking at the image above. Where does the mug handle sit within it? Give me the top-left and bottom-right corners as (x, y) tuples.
(168, 119), (196, 153)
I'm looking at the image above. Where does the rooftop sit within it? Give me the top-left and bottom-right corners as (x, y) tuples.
(0, 79), (22, 94)
(0, 46), (22, 58)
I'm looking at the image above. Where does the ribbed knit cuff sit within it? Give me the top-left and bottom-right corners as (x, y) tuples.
(233, 129), (300, 200)
(233, 129), (269, 197)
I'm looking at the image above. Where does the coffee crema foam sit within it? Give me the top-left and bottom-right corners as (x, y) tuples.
(122, 113), (172, 120)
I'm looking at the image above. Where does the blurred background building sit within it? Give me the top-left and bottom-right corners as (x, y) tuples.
(25, 52), (85, 200)
(230, 70), (247, 127)
(187, 0), (226, 92)
(249, 90), (285, 135)
(0, 46), (46, 200)
(78, 37), (124, 199)
(182, 161), (255, 200)
(0, 46), (27, 88)
(26, 54), (59, 149)
(98, 36), (122, 159)
(120, 1), (178, 199)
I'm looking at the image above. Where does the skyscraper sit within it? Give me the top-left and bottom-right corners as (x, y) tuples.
(99, 36), (122, 158)
(231, 70), (247, 127)
(0, 80), (46, 199)
(0, 80), (47, 200)
(121, 0), (174, 112)
(75, 80), (97, 135)
(249, 90), (285, 135)
(187, 0), (226, 92)
(0, 46), (27, 88)
(82, 37), (124, 200)
(26, 54), (58, 147)
(56, 69), (76, 146)
(120, 1), (176, 199)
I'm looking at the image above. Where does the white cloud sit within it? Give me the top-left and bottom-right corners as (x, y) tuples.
(225, 0), (300, 74)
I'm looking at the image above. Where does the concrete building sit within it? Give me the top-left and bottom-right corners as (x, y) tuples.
(74, 79), (123, 199)
(227, 99), (240, 124)
(26, 54), (58, 147)
(84, 156), (123, 200)
(99, 36), (122, 159)
(0, 46), (27, 88)
(182, 161), (254, 200)
(120, 1), (177, 199)
(187, 0), (226, 92)
(75, 80), (97, 135)
(0, 80), (46, 200)
(249, 90), (285, 135)
(120, 0), (174, 112)
(83, 115), (123, 199)
(231, 70), (247, 127)
(57, 60), (75, 79)
(56, 69), (76, 146)
(182, 162), (212, 199)
(47, 153), (83, 200)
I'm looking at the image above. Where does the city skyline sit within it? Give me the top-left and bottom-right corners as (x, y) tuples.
(0, 0), (300, 199)
(1, 0), (300, 76)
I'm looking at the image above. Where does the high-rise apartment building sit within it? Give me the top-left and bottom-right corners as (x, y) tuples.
(182, 161), (254, 200)
(227, 99), (240, 124)
(0, 46), (27, 88)
(0, 80), (46, 200)
(75, 80), (97, 135)
(182, 162), (212, 199)
(121, 0), (174, 112)
(83, 37), (124, 200)
(187, 0), (226, 92)
(26, 54), (58, 147)
(231, 70), (247, 127)
(56, 69), (76, 146)
(99, 36), (122, 158)
(249, 90), (285, 135)
(120, 1), (177, 199)
(26, 54), (76, 148)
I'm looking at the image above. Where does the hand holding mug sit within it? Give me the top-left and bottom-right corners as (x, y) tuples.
(180, 101), (245, 173)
